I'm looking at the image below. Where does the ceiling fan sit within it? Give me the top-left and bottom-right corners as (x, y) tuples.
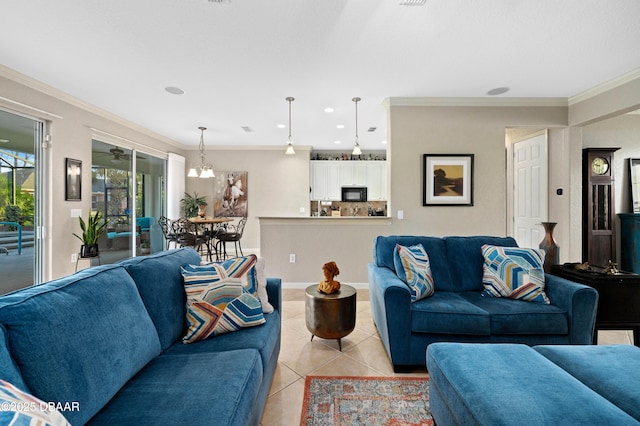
(94, 147), (145, 164)
(109, 147), (127, 163)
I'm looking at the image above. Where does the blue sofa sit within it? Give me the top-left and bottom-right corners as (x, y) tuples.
(427, 342), (640, 425)
(368, 235), (599, 371)
(0, 248), (281, 425)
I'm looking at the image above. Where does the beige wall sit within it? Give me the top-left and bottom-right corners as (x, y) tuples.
(387, 103), (567, 235)
(1, 68), (183, 280)
(184, 146), (312, 252)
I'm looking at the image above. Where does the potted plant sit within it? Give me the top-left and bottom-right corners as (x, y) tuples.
(181, 192), (207, 218)
(73, 210), (107, 258)
(138, 241), (151, 255)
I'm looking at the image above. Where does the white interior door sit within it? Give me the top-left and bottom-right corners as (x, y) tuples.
(513, 133), (548, 248)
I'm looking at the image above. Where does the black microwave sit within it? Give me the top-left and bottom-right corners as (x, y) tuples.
(342, 187), (367, 202)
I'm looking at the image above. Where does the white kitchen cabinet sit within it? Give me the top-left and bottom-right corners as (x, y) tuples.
(311, 160), (387, 201)
(340, 162), (367, 186)
(311, 162), (341, 200)
(366, 161), (388, 200)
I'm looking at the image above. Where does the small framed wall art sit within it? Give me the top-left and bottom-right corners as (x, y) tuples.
(65, 158), (82, 201)
(423, 154), (474, 206)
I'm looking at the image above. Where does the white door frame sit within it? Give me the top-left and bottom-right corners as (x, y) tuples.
(506, 129), (548, 247)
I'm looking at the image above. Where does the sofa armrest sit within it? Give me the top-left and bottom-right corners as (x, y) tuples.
(544, 273), (598, 344)
(368, 262), (413, 366)
(266, 277), (282, 314)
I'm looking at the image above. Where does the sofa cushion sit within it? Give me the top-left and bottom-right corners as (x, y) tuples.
(373, 236), (453, 291)
(0, 379), (71, 426)
(411, 292), (490, 335)
(0, 326), (28, 392)
(0, 265), (161, 425)
(458, 292), (567, 335)
(88, 350), (264, 426)
(119, 247), (202, 351)
(481, 245), (550, 304)
(164, 310), (281, 374)
(444, 236), (518, 292)
(534, 345), (640, 421)
(182, 278), (265, 343)
(394, 244), (435, 302)
(256, 257), (274, 313)
(184, 254), (259, 298)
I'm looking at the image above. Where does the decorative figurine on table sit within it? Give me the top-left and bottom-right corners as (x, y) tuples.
(318, 261), (341, 294)
(604, 260), (620, 275)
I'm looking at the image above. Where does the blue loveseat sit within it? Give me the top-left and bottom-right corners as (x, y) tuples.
(368, 235), (599, 371)
(0, 248), (281, 425)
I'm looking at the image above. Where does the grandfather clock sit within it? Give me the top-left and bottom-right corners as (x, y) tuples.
(582, 148), (619, 267)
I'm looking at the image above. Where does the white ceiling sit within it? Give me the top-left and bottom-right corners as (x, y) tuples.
(2, 0), (640, 151)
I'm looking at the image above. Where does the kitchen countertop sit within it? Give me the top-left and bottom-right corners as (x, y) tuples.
(259, 216), (390, 220)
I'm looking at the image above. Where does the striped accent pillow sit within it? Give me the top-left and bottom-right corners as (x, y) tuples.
(182, 254), (259, 298)
(393, 244), (435, 302)
(181, 255), (265, 343)
(0, 379), (71, 426)
(481, 244), (550, 304)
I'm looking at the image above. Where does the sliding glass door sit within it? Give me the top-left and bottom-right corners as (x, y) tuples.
(92, 140), (166, 263)
(0, 109), (44, 294)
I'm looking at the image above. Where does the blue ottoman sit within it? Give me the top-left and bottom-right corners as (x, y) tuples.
(426, 343), (638, 425)
(534, 344), (640, 422)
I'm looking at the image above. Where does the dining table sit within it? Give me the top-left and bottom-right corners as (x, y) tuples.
(188, 216), (234, 261)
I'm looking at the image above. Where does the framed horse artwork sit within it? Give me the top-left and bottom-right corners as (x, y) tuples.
(212, 171), (248, 217)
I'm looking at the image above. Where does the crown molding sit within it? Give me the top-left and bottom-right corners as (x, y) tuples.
(384, 97), (567, 108)
(568, 67), (640, 106)
(0, 65), (183, 149)
(188, 144), (314, 152)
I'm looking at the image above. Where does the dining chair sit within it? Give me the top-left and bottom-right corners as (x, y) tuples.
(215, 217), (247, 260)
(174, 218), (209, 258)
(158, 216), (179, 249)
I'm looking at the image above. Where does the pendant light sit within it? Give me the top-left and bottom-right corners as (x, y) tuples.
(187, 127), (215, 178)
(285, 96), (295, 155)
(352, 97), (362, 156)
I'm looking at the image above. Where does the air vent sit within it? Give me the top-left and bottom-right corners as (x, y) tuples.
(368, 127), (377, 132)
(399, 0), (426, 5)
(241, 126), (254, 133)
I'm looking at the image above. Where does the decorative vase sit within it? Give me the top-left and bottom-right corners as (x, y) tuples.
(539, 222), (559, 273)
(198, 204), (207, 218)
(80, 244), (100, 258)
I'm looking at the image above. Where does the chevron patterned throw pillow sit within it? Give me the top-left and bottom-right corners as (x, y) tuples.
(181, 255), (265, 343)
(481, 244), (550, 304)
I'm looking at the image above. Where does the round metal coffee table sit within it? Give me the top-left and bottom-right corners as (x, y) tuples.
(305, 284), (356, 351)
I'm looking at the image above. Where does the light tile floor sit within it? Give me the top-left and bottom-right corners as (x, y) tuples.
(260, 288), (635, 425)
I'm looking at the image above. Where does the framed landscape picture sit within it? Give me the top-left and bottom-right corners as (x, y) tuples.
(423, 154), (474, 206)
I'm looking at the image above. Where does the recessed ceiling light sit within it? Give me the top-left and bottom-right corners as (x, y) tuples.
(324, 107), (334, 113)
(487, 87), (510, 96)
(334, 140), (342, 144)
(381, 140), (387, 144)
(0, 139), (9, 143)
(277, 124), (286, 129)
(399, 0), (427, 5)
(336, 124), (345, 129)
(165, 86), (185, 95)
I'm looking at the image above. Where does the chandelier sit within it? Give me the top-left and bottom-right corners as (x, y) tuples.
(187, 127), (215, 178)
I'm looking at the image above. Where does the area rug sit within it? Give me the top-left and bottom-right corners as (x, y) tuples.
(300, 375), (433, 426)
